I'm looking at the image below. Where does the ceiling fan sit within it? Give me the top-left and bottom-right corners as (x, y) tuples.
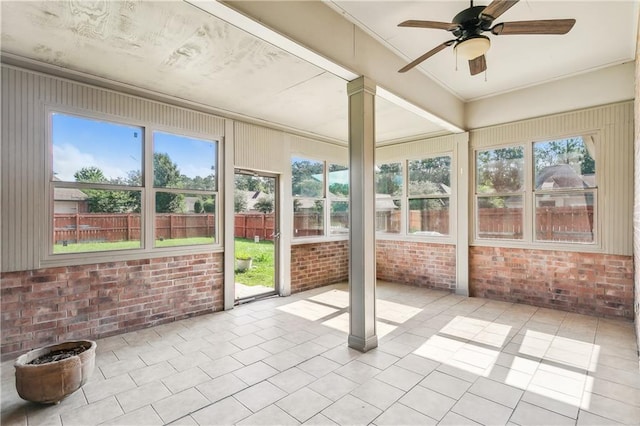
(398, 0), (576, 75)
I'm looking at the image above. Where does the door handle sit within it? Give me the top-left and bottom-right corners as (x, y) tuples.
(271, 231), (281, 239)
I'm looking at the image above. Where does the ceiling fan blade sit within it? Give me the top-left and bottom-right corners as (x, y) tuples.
(469, 55), (487, 76)
(480, 0), (519, 21)
(399, 40), (455, 73)
(491, 19), (576, 35)
(398, 20), (459, 31)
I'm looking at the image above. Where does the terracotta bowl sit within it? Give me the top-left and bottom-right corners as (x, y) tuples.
(14, 340), (97, 404)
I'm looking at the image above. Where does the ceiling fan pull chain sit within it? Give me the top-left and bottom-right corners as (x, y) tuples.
(484, 68), (487, 82)
(455, 49), (458, 71)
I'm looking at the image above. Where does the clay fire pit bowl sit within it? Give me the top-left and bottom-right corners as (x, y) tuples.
(14, 340), (97, 404)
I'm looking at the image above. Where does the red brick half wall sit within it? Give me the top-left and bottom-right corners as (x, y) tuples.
(470, 247), (634, 319)
(1, 253), (223, 361)
(376, 240), (456, 291)
(291, 241), (349, 293)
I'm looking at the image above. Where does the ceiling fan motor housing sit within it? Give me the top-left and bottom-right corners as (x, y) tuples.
(452, 5), (493, 39)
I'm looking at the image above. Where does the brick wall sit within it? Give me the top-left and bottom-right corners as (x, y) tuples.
(376, 240), (456, 291)
(470, 247), (634, 319)
(1, 253), (223, 361)
(290, 241), (349, 293)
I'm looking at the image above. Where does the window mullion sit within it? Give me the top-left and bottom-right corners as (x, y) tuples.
(144, 127), (154, 251)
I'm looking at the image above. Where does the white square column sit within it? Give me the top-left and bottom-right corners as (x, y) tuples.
(347, 76), (378, 352)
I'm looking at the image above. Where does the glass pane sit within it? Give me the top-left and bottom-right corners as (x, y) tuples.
(52, 113), (142, 185)
(155, 192), (215, 246)
(292, 157), (324, 197)
(408, 198), (449, 235)
(153, 132), (217, 191)
(536, 192), (594, 243)
(329, 164), (349, 197)
(376, 198), (401, 234)
(293, 199), (324, 237)
(476, 147), (524, 193)
(53, 188), (142, 253)
(534, 137), (596, 190)
(477, 196), (523, 240)
(330, 201), (349, 235)
(376, 163), (402, 197)
(408, 156), (451, 196)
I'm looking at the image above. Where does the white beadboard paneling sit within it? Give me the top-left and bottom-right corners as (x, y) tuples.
(289, 134), (347, 164)
(470, 101), (633, 256)
(1, 65), (225, 272)
(234, 121), (287, 172)
(377, 133), (468, 162)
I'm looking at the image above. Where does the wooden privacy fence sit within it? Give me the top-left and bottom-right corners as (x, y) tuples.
(54, 214), (214, 244)
(54, 206), (594, 244)
(235, 213), (275, 240)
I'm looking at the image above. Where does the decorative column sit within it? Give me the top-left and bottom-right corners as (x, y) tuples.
(347, 76), (378, 352)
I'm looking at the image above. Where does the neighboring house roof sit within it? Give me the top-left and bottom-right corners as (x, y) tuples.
(238, 191), (271, 211)
(536, 164), (590, 189)
(54, 187), (88, 201)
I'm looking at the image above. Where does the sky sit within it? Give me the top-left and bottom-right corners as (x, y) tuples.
(52, 113), (217, 182)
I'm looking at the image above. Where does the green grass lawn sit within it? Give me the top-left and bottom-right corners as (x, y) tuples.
(235, 238), (274, 287)
(53, 236), (274, 288)
(53, 237), (214, 254)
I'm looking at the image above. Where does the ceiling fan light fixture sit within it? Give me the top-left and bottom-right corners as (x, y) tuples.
(454, 36), (490, 60)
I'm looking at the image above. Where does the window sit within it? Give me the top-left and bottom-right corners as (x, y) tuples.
(375, 163), (402, 234)
(474, 136), (597, 245)
(329, 164), (349, 235)
(51, 113), (143, 253)
(533, 137), (596, 243)
(50, 112), (219, 255)
(153, 132), (217, 247)
(408, 156), (451, 236)
(292, 157), (324, 237)
(475, 146), (525, 240)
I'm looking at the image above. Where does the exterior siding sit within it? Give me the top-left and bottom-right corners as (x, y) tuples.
(470, 246), (633, 319)
(0, 253), (224, 361)
(290, 241), (348, 293)
(376, 240), (456, 291)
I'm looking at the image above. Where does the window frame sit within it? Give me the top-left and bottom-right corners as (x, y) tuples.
(45, 107), (222, 263)
(406, 154), (453, 237)
(472, 134), (600, 249)
(291, 156), (328, 240)
(375, 152), (455, 242)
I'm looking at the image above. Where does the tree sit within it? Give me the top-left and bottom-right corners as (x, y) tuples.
(477, 147), (524, 194)
(154, 152), (185, 213)
(74, 166), (139, 213)
(234, 192), (248, 213)
(254, 196), (274, 213)
(74, 166), (107, 183)
(376, 163), (402, 196)
(292, 160), (323, 197)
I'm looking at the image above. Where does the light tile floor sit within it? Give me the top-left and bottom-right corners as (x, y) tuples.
(2, 281), (639, 425)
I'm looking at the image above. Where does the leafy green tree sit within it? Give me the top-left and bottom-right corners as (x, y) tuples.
(234, 192), (248, 213)
(74, 166), (139, 213)
(194, 199), (204, 213)
(74, 166), (108, 184)
(254, 196), (274, 213)
(376, 163), (402, 196)
(477, 147), (524, 193)
(329, 183), (349, 197)
(154, 152), (184, 213)
(292, 160), (323, 197)
(203, 198), (215, 213)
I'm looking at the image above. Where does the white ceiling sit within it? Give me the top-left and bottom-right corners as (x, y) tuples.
(326, 0), (639, 101)
(1, 1), (637, 141)
(0, 0), (446, 143)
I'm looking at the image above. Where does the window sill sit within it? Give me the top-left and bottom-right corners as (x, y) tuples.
(40, 245), (224, 269)
(470, 239), (603, 253)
